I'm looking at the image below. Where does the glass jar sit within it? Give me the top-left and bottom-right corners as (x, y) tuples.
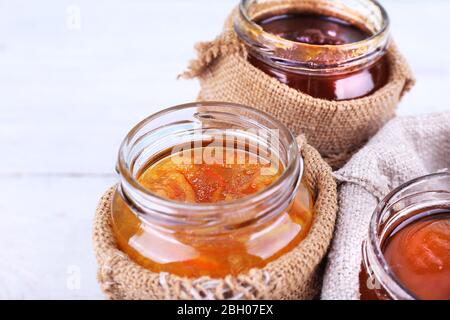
(112, 102), (314, 278)
(360, 172), (450, 300)
(234, 0), (390, 100)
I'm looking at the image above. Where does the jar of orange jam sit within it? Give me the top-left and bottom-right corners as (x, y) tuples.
(111, 102), (314, 278)
(360, 172), (450, 300)
(234, 0), (390, 100)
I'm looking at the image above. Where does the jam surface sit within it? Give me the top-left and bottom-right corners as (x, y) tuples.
(249, 12), (389, 100)
(383, 212), (450, 300)
(111, 147), (314, 278)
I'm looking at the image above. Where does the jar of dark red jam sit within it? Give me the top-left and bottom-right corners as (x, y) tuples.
(112, 102), (314, 278)
(234, 0), (390, 100)
(360, 172), (450, 300)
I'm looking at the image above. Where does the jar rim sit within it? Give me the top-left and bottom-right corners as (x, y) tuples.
(117, 101), (302, 216)
(235, 0), (390, 71)
(367, 171), (450, 300)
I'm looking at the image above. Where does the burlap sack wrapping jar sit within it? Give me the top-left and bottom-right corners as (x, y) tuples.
(93, 102), (338, 300)
(181, 0), (415, 168)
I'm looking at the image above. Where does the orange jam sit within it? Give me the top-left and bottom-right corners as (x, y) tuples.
(138, 147), (282, 203)
(383, 212), (450, 300)
(111, 147), (314, 278)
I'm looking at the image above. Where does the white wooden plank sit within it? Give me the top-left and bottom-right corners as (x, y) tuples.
(0, 0), (236, 174)
(0, 176), (115, 299)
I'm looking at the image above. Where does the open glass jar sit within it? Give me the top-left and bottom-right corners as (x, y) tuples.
(111, 102), (314, 278)
(360, 172), (450, 300)
(234, 0), (390, 100)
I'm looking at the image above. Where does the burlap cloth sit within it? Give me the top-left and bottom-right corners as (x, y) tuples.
(321, 112), (450, 300)
(181, 10), (415, 169)
(93, 141), (338, 300)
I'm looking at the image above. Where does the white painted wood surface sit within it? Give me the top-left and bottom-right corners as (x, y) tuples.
(0, 0), (449, 299)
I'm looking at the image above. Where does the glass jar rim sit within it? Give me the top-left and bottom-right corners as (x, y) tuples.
(367, 171), (450, 300)
(235, 0), (390, 71)
(117, 101), (302, 217)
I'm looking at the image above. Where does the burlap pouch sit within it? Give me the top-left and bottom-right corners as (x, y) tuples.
(181, 10), (415, 169)
(93, 141), (337, 300)
(321, 112), (450, 299)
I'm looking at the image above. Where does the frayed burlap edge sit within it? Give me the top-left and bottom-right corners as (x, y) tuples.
(93, 141), (338, 300)
(181, 10), (415, 169)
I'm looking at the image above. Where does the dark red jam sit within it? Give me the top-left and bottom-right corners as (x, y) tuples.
(257, 13), (369, 45)
(249, 13), (389, 100)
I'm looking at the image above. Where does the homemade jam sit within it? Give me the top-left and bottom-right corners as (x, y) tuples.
(360, 173), (450, 300)
(235, 0), (390, 100)
(112, 147), (313, 278)
(383, 212), (450, 300)
(112, 102), (314, 278)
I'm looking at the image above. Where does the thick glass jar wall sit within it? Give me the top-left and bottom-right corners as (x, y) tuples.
(111, 103), (315, 278)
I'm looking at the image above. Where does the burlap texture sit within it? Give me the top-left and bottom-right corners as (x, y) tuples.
(93, 142), (338, 300)
(321, 112), (450, 300)
(182, 11), (415, 169)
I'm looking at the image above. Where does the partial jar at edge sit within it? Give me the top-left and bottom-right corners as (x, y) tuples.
(111, 102), (315, 278)
(360, 172), (450, 300)
(235, 0), (391, 101)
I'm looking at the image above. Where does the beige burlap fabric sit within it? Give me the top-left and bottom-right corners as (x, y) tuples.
(182, 11), (415, 169)
(93, 142), (337, 300)
(321, 112), (450, 300)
